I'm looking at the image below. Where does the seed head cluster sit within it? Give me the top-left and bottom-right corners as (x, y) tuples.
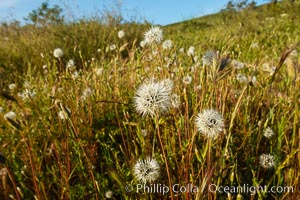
(133, 157), (160, 184)
(134, 79), (173, 117)
(263, 127), (275, 138)
(195, 109), (224, 139)
(259, 154), (276, 169)
(143, 26), (163, 45)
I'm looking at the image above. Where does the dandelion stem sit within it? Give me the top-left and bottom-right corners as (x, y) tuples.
(154, 116), (174, 199)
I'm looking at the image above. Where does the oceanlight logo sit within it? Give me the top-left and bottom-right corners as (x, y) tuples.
(209, 184), (294, 195)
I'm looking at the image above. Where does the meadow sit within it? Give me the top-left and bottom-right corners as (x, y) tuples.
(0, 0), (299, 199)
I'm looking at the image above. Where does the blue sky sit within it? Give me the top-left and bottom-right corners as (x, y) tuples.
(0, 0), (266, 25)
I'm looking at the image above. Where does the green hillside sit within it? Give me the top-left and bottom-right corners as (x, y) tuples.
(0, 0), (299, 199)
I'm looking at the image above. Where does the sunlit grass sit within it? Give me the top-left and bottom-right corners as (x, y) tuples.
(0, 1), (300, 199)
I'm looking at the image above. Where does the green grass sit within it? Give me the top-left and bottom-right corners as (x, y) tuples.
(0, 0), (300, 199)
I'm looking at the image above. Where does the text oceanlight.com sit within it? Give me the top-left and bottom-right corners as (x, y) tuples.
(125, 183), (294, 195)
(209, 184), (294, 195)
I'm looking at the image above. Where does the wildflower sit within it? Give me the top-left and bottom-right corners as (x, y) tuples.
(187, 46), (195, 56)
(236, 73), (248, 83)
(179, 47), (185, 53)
(161, 78), (174, 91)
(95, 68), (103, 76)
(202, 50), (216, 66)
(232, 60), (245, 69)
(66, 59), (75, 70)
(143, 26), (163, 45)
(109, 44), (117, 51)
(195, 109), (224, 139)
(171, 94), (180, 108)
(263, 127), (275, 138)
(182, 75), (192, 85)
(262, 63), (276, 76)
(134, 79), (172, 117)
(133, 157), (160, 183)
(81, 87), (93, 100)
(162, 40), (173, 50)
(105, 191), (113, 198)
(72, 71), (79, 79)
(259, 154), (276, 169)
(18, 89), (37, 101)
(251, 76), (257, 84)
(53, 48), (63, 58)
(196, 84), (202, 91)
(42, 65), (48, 70)
(118, 30), (125, 38)
(8, 84), (16, 90)
(4, 111), (16, 120)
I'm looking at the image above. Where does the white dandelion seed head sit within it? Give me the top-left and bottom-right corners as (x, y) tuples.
(105, 191), (113, 198)
(236, 73), (248, 83)
(18, 89), (37, 101)
(141, 129), (148, 137)
(81, 87), (93, 100)
(161, 78), (174, 91)
(72, 71), (79, 79)
(202, 50), (216, 66)
(58, 111), (67, 120)
(162, 39), (173, 50)
(66, 59), (75, 70)
(171, 93), (180, 109)
(134, 79), (172, 117)
(95, 68), (103, 76)
(109, 44), (117, 51)
(251, 76), (257, 84)
(4, 111), (16, 120)
(263, 127), (275, 138)
(182, 75), (192, 85)
(143, 26), (163, 45)
(118, 30), (125, 38)
(195, 109), (224, 139)
(53, 48), (63, 58)
(8, 83), (16, 90)
(196, 84), (202, 91)
(262, 63), (276, 76)
(187, 46), (195, 56)
(259, 154), (276, 169)
(232, 60), (245, 69)
(133, 157), (160, 183)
